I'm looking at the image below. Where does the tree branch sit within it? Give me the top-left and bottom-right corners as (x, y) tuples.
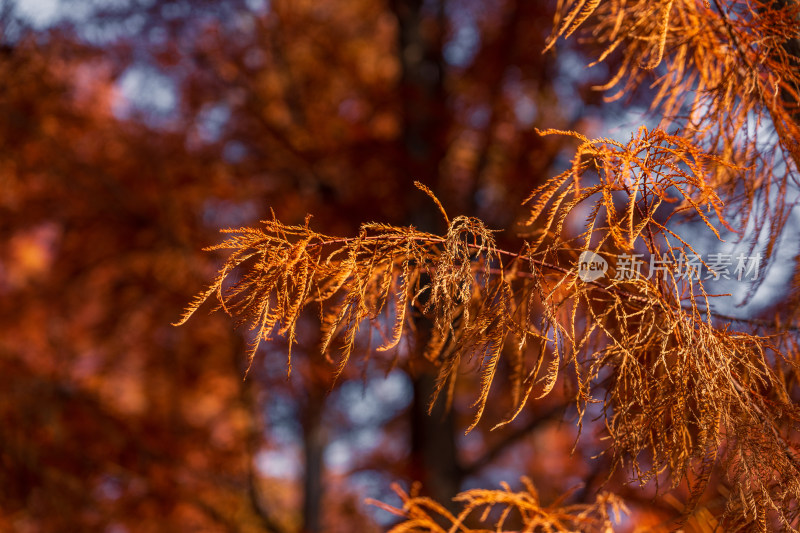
(301, 232), (798, 332)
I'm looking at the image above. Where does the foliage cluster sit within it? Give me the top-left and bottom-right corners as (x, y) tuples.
(178, 0), (800, 529)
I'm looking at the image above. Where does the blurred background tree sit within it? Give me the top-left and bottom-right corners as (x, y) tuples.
(4, 0), (794, 530)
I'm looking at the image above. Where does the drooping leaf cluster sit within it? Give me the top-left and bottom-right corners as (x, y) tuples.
(549, 0), (800, 268)
(178, 0), (800, 529)
(179, 133), (800, 526)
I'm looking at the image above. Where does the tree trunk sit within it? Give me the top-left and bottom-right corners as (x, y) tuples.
(391, 0), (462, 514)
(301, 385), (326, 533)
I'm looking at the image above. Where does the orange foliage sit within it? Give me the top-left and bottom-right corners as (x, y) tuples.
(4, 0), (800, 531)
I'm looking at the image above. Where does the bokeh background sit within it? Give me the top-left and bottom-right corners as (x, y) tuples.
(0, 0), (682, 531)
